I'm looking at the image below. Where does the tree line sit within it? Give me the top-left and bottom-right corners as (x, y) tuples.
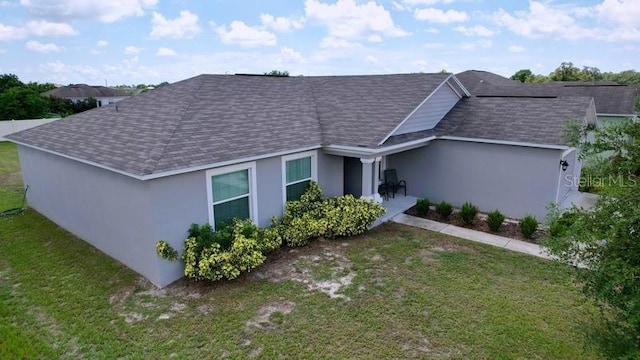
(0, 74), (98, 120)
(510, 62), (640, 85)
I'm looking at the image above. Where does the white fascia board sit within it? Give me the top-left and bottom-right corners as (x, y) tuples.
(325, 136), (436, 158)
(439, 136), (569, 150)
(448, 74), (472, 97)
(596, 113), (636, 117)
(378, 74), (457, 146)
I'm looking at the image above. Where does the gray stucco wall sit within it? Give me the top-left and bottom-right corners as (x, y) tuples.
(317, 151), (343, 197)
(17, 145), (162, 284)
(17, 146), (348, 288)
(557, 149), (579, 202)
(388, 140), (563, 219)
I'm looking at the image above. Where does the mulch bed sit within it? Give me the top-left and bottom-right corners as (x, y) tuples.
(404, 206), (548, 244)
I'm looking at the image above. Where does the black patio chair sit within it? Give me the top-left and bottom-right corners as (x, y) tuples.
(384, 169), (406, 197)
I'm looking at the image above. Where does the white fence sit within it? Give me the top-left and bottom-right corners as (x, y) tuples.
(0, 118), (60, 140)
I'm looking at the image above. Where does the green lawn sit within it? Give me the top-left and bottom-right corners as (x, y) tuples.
(0, 142), (601, 359)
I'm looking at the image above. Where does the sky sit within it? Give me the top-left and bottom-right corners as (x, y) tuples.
(0, 0), (638, 85)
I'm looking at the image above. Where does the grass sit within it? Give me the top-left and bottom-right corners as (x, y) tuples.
(0, 142), (602, 359)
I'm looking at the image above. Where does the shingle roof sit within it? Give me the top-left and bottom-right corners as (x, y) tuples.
(475, 83), (638, 115)
(309, 73), (450, 147)
(12, 73), (449, 176)
(432, 96), (594, 146)
(455, 70), (520, 94)
(43, 84), (128, 98)
(9, 72), (598, 178)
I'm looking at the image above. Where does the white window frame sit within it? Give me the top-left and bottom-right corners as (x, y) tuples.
(205, 162), (258, 230)
(281, 150), (318, 205)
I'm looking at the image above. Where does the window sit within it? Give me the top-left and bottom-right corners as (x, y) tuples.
(282, 151), (317, 203)
(206, 163), (257, 230)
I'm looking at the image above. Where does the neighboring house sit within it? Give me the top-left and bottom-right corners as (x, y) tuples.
(8, 73), (596, 287)
(42, 84), (129, 107)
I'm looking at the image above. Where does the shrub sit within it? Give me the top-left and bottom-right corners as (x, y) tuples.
(520, 215), (539, 239)
(321, 195), (385, 238)
(155, 240), (178, 261)
(549, 210), (579, 238)
(435, 201), (453, 220)
(277, 182), (385, 246)
(415, 198), (430, 216)
(459, 202), (478, 225)
(486, 210), (505, 232)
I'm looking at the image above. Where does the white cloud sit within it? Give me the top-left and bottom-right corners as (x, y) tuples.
(150, 10), (201, 39)
(403, 0), (454, 4)
(0, 22), (27, 41)
(457, 39), (492, 51)
(454, 25), (494, 37)
(595, 0), (640, 28)
(304, 0), (410, 42)
(260, 14), (303, 32)
(491, 1), (640, 41)
(391, 1), (405, 11)
(216, 21), (276, 47)
(414, 8), (469, 23)
(156, 47), (177, 56)
(508, 45), (525, 53)
(124, 45), (142, 55)
(20, 0), (158, 23)
(0, 1), (17, 7)
(25, 40), (60, 52)
(26, 20), (76, 36)
(97, 40), (108, 47)
(279, 46), (305, 63)
(319, 36), (362, 49)
(365, 55), (379, 63)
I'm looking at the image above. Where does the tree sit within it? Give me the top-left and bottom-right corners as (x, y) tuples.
(549, 61), (581, 81)
(580, 66), (603, 81)
(510, 69), (533, 83)
(264, 70), (289, 77)
(0, 87), (49, 119)
(545, 120), (640, 358)
(0, 73), (24, 93)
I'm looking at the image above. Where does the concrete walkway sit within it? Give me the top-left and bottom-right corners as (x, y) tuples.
(393, 213), (552, 260)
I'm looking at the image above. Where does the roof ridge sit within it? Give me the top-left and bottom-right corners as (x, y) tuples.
(146, 76), (206, 175)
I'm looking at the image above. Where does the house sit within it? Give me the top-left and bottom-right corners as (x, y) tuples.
(7, 72), (596, 287)
(42, 84), (129, 107)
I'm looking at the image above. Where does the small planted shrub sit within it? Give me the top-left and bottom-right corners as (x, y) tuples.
(459, 202), (478, 225)
(415, 198), (430, 216)
(549, 211), (579, 238)
(435, 201), (453, 220)
(487, 210), (505, 232)
(155, 240), (178, 261)
(520, 215), (539, 239)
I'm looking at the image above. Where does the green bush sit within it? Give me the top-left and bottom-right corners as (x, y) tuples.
(155, 240), (178, 261)
(459, 202), (478, 225)
(277, 182), (385, 246)
(487, 210), (505, 232)
(520, 215), (539, 239)
(415, 198), (430, 216)
(435, 201), (453, 220)
(549, 211), (579, 238)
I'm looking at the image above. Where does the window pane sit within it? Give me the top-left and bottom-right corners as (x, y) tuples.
(286, 157), (311, 183)
(213, 196), (249, 229)
(286, 180), (310, 202)
(212, 169), (249, 202)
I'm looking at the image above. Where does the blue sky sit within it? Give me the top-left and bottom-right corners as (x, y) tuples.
(0, 0), (638, 85)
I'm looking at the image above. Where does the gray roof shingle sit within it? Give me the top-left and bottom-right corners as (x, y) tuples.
(432, 96), (593, 146)
(43, 84), (128, 98)
(8, 72), (599, 178)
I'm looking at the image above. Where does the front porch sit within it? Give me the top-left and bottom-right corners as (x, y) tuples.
(372, 194), (418, 227)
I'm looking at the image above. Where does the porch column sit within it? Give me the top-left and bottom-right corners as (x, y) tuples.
(360, 158), (375, 201)
(373, 157), (383, 203)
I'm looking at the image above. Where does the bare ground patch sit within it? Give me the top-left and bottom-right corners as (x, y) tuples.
(252, 239), (357, 301)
